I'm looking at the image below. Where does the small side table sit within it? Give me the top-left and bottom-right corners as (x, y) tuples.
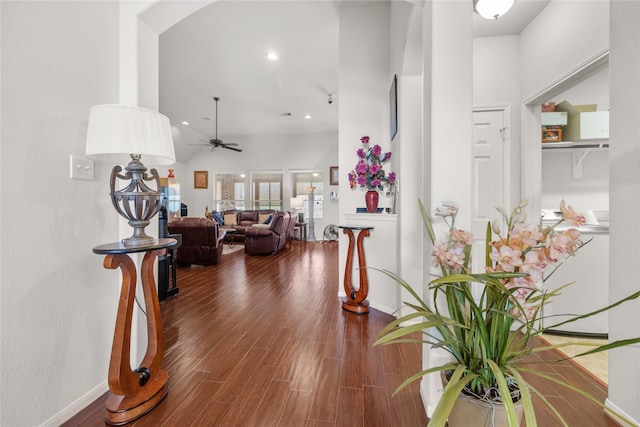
(93, 238), (177, 426)
(294, 222), (308, 241)
(223, 228), (237, 248)
(339, 226), (373, 314)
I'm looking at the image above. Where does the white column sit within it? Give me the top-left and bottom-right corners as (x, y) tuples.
(606, 2), (640, 424)
(421, 0), (473, 416)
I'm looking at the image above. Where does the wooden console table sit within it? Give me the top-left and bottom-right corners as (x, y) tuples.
(339, 225), (373, 314)
(93, 238), (177, 425)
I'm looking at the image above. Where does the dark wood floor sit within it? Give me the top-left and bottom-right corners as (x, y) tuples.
(64, 241), (617, 427)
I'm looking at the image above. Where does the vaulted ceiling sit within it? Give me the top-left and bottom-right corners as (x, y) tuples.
(159, 0), (549, 163)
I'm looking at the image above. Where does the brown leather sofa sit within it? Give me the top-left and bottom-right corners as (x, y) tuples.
(244, 211), (296, 255)
(216, 209), (276, 242)
(167, 217), (227, 265)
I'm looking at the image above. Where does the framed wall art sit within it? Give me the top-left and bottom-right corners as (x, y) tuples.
(330, 166), (339, 185)
(194, 170), (208, 189)
(390, 74), (398, 141)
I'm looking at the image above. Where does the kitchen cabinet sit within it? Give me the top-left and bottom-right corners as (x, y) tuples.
(542, 231), (609, 337)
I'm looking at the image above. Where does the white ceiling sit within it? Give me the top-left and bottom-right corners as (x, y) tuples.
(159, 0), (550, 162)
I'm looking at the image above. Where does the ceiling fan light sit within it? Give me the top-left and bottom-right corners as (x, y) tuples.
(474, 0), (515, 20)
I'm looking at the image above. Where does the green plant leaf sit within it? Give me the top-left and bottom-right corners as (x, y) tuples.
(428, 365), (477, 427)
(418, 199), (436, 244)
(545, 289), (640, 330)
(526, 382), (569, 426)
(518, 367), (637, 426)
(507, 367), (537, 427)
(390, 364), (459, 398)
(486, 360), (519, 425)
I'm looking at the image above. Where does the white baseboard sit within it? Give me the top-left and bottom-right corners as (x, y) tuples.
(368, 301), (397, 316)
(605, 398), (640, 426)
(420, 380), (431, 417)
(39, 381), (108, 427)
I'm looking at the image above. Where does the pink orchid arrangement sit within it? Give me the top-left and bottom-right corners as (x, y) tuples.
(375, 199), (640, 426)
(347, 136), (396, 191)
(432, 199), (586, 320)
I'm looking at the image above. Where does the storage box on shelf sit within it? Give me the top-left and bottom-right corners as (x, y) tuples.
(555, 101), (609, 141)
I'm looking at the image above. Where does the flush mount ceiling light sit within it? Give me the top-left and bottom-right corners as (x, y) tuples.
(267, 52), (278, 61)
(474, 0), (515, 20)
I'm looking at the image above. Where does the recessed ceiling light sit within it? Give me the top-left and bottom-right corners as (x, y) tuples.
(181, 121), (189, 126)
(267, 52), (278, 61)
(312, 173), (319, 177)
(304, 114), (311, 119)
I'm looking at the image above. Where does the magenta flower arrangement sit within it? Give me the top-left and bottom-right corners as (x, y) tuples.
(347, 136), (396, 191)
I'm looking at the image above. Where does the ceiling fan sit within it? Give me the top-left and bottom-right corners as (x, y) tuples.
(193, 97), (242, 152)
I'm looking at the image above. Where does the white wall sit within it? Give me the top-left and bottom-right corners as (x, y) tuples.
(0, 2), (121, 425)
(541, 150), (609, 212)
(473, 35), (521, 206)
(520, 0), (609, 101)
(548, 64), (610, 110)
(338, 2), (396, 313)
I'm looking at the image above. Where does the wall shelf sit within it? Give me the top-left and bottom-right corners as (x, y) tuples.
(541, 140), (608, 150)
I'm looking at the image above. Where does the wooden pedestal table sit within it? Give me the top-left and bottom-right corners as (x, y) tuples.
(339, 225), (373, 314)
(93, 238), (177, 425)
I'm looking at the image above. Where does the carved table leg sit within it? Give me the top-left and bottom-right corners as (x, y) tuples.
(102, 249), (168, 425)
(341, 227), (371, 314)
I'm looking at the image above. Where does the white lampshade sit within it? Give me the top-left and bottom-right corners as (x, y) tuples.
(86, 104), (175, 166)
(290, 197), (304, 209)
(474, 0), (515, 20)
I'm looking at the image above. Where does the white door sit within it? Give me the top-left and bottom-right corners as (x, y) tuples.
(471, 108), (510, 274)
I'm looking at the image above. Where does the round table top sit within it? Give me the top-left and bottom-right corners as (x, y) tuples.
(93, 238), (177, 255)
(339, 225), (374, 231)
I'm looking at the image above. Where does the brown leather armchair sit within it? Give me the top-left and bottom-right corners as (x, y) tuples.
(244, 211), (296, 255)
(167, 217), (227, 265)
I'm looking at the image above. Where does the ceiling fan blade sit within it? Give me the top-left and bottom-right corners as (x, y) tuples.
(208, 97), (242, 152)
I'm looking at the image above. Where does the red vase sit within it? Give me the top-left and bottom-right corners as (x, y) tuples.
(365, 190), (379, 213)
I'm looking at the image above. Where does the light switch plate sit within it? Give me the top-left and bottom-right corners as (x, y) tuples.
(69, 155), (94, 180)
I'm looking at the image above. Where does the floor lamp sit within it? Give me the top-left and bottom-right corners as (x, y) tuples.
(306, 186), (317, 241)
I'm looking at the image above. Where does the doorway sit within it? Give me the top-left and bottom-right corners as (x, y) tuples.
(471, 106), (511, 273)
